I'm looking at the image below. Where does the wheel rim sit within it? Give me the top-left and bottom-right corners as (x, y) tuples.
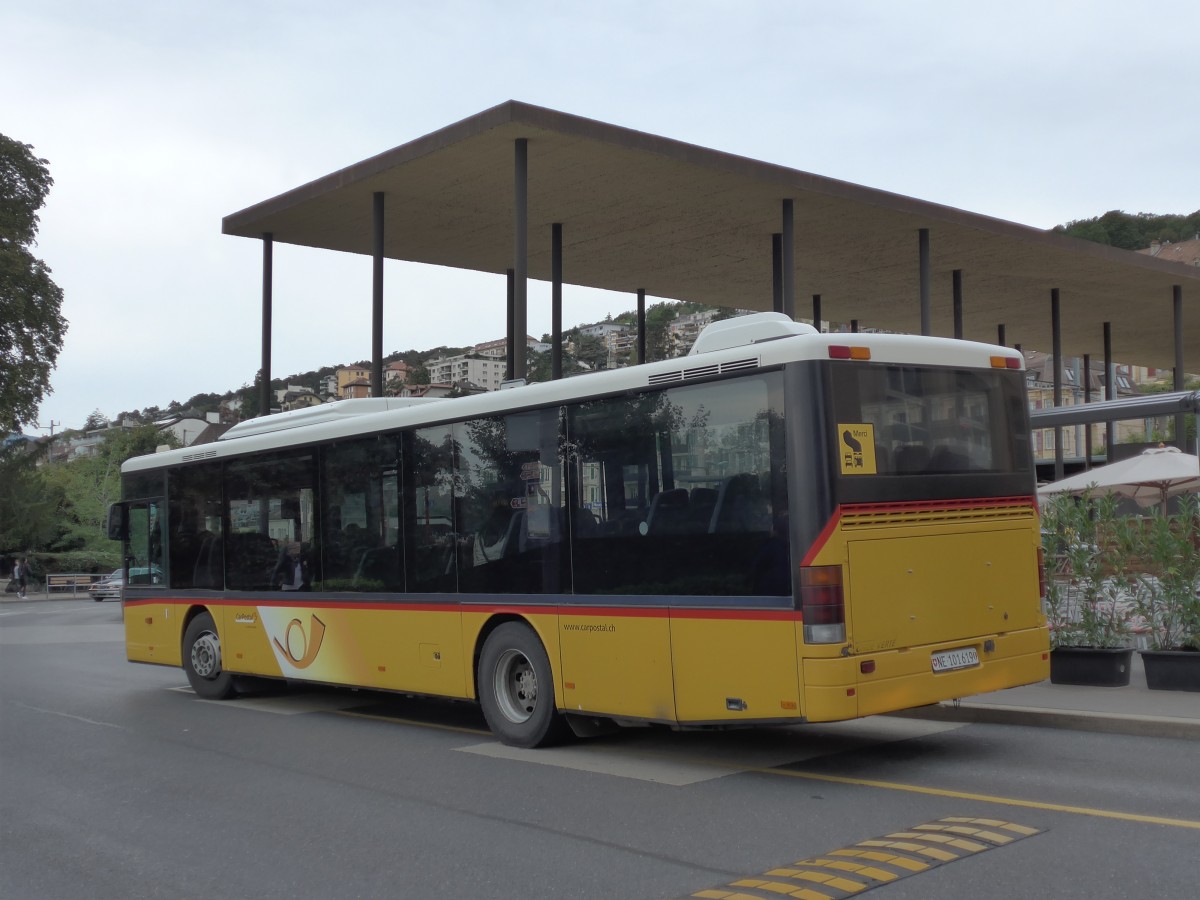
(492, 648), (537, 724)
(190, 630), (222, 680)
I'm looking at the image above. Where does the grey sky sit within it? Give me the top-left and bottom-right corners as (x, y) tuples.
(6, 0), (1197, 432)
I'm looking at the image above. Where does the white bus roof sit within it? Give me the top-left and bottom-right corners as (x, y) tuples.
(123, 314), (1021, 474)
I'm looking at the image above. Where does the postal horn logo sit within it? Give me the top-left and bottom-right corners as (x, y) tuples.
(272, 615), (327, 669)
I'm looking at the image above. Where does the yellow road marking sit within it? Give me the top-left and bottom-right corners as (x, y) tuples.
(325, 711), (1200, 833)
(748, 767), (1200, 831)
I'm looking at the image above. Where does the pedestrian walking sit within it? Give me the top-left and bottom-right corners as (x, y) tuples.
(15, 558), (29, 599)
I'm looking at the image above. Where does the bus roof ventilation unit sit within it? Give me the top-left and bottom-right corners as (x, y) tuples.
(220, 397), (443, 441)
(688, 312), (818, 356)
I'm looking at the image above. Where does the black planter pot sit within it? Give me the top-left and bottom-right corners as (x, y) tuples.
(1049, 647), (1133, 687)
(1140, 649), (1200, 692)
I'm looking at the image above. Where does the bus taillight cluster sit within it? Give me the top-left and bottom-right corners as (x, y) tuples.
(800, 565), (846, 644)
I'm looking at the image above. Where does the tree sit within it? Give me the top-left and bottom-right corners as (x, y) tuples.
(41, 425), (178, 554)
(1, 134), (67, 431)
(0, 441), (65, 553)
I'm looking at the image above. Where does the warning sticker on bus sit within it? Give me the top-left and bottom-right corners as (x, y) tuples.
(838, 423), (877, 475)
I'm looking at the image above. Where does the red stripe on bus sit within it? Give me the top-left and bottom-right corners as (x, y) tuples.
(839, 495), (1037, 514)
(800, 507), (843, 567)
(121, 597), (795, 621)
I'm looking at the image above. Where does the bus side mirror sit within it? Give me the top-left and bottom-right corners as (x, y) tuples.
(106, 503), (127, 542)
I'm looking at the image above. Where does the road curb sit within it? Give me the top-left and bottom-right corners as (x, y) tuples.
(890, 701), (1200, 740)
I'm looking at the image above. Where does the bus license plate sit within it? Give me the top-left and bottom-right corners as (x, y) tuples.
(931, 647), (979, 673)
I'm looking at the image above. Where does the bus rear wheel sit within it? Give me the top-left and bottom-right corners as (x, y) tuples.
(183, 612), (236, 700)
(478, 623), (568, 748)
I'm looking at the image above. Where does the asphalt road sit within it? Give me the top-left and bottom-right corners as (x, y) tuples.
(2, 599), (1196, 900)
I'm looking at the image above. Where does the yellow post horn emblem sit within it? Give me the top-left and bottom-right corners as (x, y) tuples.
(272, 615), (326, 668)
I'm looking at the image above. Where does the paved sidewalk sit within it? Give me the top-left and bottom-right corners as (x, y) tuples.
(895, 651), (1200, 739)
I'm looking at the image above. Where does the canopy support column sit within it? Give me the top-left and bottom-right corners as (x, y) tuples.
(506, 269), (515, 381)
(1104, 322), (1114, 458)
(552, 223), (563, 380)
(260, 232), (272, 417)
(919, 228), (931, 336)
(513, 138), (528, 380)
(781, 200), (794, 319)
(1174, 285), (1186, 450)
(1052, 288), (1064, 481)
(637, 289), (647, 364)
(1083, 353), (1093, 470)
(371, 192), (384, 398)
(771, 233), (782, 314)
(952, 269), (963, 340)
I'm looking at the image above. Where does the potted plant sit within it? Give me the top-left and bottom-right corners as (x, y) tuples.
(1041, 492), (1136, 686)
(1133, 493), (1200, 692)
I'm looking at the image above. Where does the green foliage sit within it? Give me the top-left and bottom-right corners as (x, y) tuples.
(1, 133), (67, 430)
(1040, 492), (1137, 648)
(1133, 494), (1200, 650)
(40, 425), (179, 554)
(0, 441), (66, 553)
(1053, 209), (1200, 251)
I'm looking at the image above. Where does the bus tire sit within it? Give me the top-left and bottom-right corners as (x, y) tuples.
(182, 612), (236, 700)
(478, 622), (568, 748)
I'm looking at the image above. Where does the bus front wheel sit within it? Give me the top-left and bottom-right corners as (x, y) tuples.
(183, 612), (236, 700)
(478, 623), (568, 748)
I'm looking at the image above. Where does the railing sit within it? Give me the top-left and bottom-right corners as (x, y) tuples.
(45, 573), (105, 596)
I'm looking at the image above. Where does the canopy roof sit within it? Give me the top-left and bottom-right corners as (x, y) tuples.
(223, 101), (1197, 370)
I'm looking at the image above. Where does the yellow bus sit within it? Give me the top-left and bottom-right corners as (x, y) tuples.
(112, 313), (1048, 747)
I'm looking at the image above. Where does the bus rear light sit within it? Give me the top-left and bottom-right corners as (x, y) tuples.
(800, 565), (846, 644)
(829, 345), (871, 360)
(990, 355), (1020, 369)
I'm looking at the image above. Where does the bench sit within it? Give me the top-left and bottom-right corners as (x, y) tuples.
(45, 573), (105, 596)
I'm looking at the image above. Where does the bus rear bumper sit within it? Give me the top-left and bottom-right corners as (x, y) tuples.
(801, 627), (1050, 723)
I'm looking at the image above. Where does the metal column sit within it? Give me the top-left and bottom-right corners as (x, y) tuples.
(812, 294), (821, 332)
(1052, 288), (1063, 481)
(781, 200), (795, 319)
(1174, 285), (1186, 450)
(1083, 353), (1093, 469)
(1104, 322), (1114, 457)
(997, 324), (1006, 347)
(637, 289), (647, 364)
(371, 192), (384, 398)
(952, 269), (963, 340)
(260, 232), (272, 417)
(771, 233), (782, 314)
(513, 138), (528, 380)
(919, 228), (931, 336)
(552, 223), (563, 380)
(506, 269), (515, 381)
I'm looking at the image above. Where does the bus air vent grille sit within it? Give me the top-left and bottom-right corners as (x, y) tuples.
(647, 371), (683, 385)
(181, 449), (218, 463)
(840, 498), (1035, 529)
(647, 357), (759, 386)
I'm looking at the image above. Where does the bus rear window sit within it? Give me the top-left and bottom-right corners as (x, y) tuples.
(829, 363), (1031, 477)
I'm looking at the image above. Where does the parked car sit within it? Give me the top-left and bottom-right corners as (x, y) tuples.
(89, 566), (162, 601)
(89, 569), (124, 602)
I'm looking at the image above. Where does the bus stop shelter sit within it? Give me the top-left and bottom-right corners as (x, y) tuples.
(222, 101), (1199, 476)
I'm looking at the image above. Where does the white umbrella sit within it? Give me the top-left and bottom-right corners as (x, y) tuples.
(1037, 446), (1200, 514)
